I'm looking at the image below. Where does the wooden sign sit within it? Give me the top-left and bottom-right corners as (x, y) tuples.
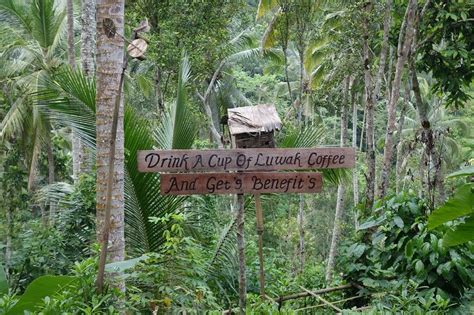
(138, 148), (355, 173)
(160, 172), (323, 195)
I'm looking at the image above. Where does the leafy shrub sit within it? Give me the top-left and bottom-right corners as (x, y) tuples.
(341, 193), (474, 310)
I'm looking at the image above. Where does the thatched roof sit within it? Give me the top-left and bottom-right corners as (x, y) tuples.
(227, 104), (282, 135)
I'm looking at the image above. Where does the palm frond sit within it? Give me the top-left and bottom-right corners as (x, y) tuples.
(34, 181), (74, 207)
(154, 53), (197, 150)
(256, 0), (279, 20)
(36, 68), (96, 148)
(0, 0), (32, 35)
(0, 93), (30, 140)
(279, 122), (350, 185)
(30, 0), (65, 50)
(261, 8), (282, 50)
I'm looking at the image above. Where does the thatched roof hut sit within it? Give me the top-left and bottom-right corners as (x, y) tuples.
(227, 104), (282, 148)
(227, 104), (282, 135)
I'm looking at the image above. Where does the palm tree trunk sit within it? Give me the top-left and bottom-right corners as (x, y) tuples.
(326, 77), (350, 282)
(66, 0), (75, 68)
(378, 0), (418, 199)
(73, 0), (96, 179)
(362, 3), (376, 210)
(81, 0), (96, 77)
(95, 0), (125, 290)
(67, 0), (81, 181)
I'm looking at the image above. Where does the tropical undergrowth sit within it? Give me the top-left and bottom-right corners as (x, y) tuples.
(340, 193), (474, 313)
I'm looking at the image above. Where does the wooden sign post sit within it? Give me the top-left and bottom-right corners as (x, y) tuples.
(137, 104), (356, 314)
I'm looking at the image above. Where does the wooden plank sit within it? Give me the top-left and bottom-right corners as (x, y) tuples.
(138, 147), (355, 173)
(160, 172), (322, 195)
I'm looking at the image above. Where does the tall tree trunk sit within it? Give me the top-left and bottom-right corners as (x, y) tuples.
(67, 0), (81, 181)
(395, 82), (409, 194)
(359, 105), (365, 151)
(373, 0), (392, 102)
(408, 1), (434, 207)
(95, 0), (125, 289)
(378, 0), (418, 199)
(236, 194), (246, 314)
(386, 46), (394, 101)
(352, 90), (359, 229)
(362, 2), (376, 210)
(326, 77), (350, 282)
(66, 0), (75, 68)
(410, 60), (435, 206)
(81, 0), (96, 77)
(73, 0), (96, 180)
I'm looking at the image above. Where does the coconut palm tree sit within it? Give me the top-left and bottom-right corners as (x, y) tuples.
(0, 0), (66, 193)
(40, 52), (198, 256)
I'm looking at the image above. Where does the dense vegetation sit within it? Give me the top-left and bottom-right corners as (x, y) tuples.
(0, 0), (472, 313)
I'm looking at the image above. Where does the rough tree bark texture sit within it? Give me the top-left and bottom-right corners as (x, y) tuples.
(66, 0), (75, 68)
(236, 193), (246, 314)
(410, 60), (435, 206)
(326, 77), (350, 282)
(352, 90), (359, 229)
(73, 0), (96, 179)
(67, 0), (80, 181)
(395, 82), (409, 194)
(409, 0), (437, 207)
(95, 0), (125, 268)
(378, 0), (418, 199)
(81, 0), (96, 77)
(373, 0), (392, 102)
(362, 3), (376, 210)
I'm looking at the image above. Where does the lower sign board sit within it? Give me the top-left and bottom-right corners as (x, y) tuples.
(160, 172), (322, 195)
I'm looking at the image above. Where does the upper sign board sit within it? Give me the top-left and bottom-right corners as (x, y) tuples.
(138, 148), (355, 173)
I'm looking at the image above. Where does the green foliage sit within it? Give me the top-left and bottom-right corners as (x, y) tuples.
(342, 194), (474, 310)
(124, 215), (220, 313)
(428, 167), (474, 246)
(418, 1), (474, 107)
(0, 264), (7, 295)
(7, 275), (77, 314)
(369, 279), (451, 314)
